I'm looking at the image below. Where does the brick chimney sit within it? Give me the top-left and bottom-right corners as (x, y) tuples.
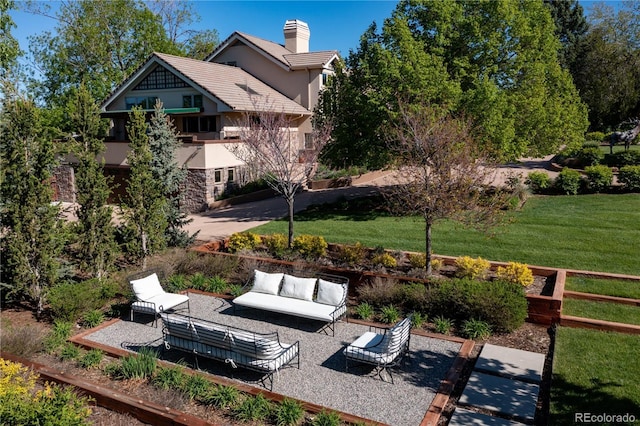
(283, 20), (310, 53)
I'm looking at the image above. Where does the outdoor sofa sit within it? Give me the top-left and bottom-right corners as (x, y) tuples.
(232, 269), (349, 336)
(160, 312), (299, 390)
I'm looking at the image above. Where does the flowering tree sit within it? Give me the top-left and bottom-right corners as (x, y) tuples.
(230, 98), (332, 247)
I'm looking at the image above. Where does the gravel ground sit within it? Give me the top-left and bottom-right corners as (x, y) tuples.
(84, 293), (461, 426)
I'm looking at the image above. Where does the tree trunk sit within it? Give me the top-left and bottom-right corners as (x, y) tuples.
(425, 220), (433, 276)
(287, 196), (295, 248)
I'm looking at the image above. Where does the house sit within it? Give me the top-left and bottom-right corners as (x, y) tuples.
(55, 20), (339, 212)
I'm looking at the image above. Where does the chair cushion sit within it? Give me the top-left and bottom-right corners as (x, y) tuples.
(139, 293), (189, 313)
(130, 273), (164, 301)
(279, 274), (316, 301)
(251, 270), (283, 295)
(315, 279), (345, 306)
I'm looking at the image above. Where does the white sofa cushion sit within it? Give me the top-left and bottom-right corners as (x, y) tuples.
(234, 292), (345, 322)
(130, 273), (164, 301)
(134, 292), (189, 314)
(251, 270), (284, 295)
(279, 274), (317, 301)
(316, 278), (345, 306)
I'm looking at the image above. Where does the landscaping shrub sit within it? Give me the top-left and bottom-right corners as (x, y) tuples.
(47, 278), (114, 322)
(204, 383), (240, 409)
(576, 146), (603, 167)
(461, 319), (492, 339)
(337, 241), (367, 266)
(228, 232), (262, 253)
(112, 347), (157, 379)
(371, 252), (397, 268)
(398, 282), (429, 312)
(584, 165), (613, 192)
(81, 309), (104, 328)
(166, 274), (189, 292)
(77, 348), (104, 369)
(263, 233), (288, 257)
(431, 258), (444, 272)
(0, 325), (45, 356)
(604, 150), (640, 167)
(434, 316), (454, 335)
(181, 374), (212, 401)
(525, 171), (552, 194)
(585, 131), (606, 142)
(428, 278), (527, 333)
(175, 251), (239, 278)
(292, 234), (327, 258)
(44, 320), (73, 354)
(59, 342), (80, 361)
(205, 275), (228, 293)
(618, 165), (640, 191)
(234, 394), (272, 422)
(408, 253), (427, 269)
(189, 272), (207, 290)
(0, 359), (92, 425)
(455, 256), (490, 280)
(495, 262), (534, 287)
(357, 277), (401, 307)
(229, 284), (244, 297)
(554, 168), (583, 195)
(311, 409), (341, 426)
(410, 312), (427, 329)
(274, 398), (305, 426)
(354, 302), (374, 320)
(152, 365), (186, 390)
(380, 305), (401, 324)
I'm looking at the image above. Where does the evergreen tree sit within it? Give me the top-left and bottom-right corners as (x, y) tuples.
(121, 107), (167, 268)
(148, 100), (197, 247)
(544, 0), (588, 69)
(0, 91), (65, 317)
(69, 84), (119, 279)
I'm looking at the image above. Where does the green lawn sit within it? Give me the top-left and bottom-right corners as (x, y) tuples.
(599, 144), (640, 153)
(563, 298), (640, 326)
(551, 327), (640, 425)
(251, 194), (640, 275)
(566, 276), (640, 299)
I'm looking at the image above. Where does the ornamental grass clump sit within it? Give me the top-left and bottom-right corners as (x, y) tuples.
(496, 262), (534, 287)
(455, 256), (491, 280)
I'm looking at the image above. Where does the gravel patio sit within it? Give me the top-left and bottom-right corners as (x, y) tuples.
(82, 292), (462, 426)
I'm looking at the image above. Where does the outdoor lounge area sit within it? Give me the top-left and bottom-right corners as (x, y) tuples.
(82, 292), (462, 425)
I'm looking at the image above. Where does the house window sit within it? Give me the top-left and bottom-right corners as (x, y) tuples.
(183, 94), (203, 108)
(304, 133), (314, 149)
(125, 96), (157, 109)
(214, 168), (223, 183)
(133, 67), (189, 90)
(182, 116), (217, 133)
(227, 168), (235, 182)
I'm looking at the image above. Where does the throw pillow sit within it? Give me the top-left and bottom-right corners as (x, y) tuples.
(251, 270), (283, 295)
(316, 279), (345, 306)
(280, 274), (317, 301)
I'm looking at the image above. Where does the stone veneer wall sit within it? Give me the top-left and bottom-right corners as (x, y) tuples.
(53, 165), (76, 203)
(182, 169), (218, 212)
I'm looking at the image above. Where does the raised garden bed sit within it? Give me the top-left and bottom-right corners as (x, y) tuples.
(192, 241), (566, 326)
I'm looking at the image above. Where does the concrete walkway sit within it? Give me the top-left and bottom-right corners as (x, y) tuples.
(451, 343), (546, 425)
(184, 155), (559, 242)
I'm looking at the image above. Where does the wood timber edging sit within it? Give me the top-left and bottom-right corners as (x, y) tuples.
(564, 290), (640, 306)
(559, 315), (640, 335)
(0, 352), (214, 426)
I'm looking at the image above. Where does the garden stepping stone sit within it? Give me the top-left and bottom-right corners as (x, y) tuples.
(474, 343), (546, 383)
(459, 372), (539, 423)
(449, 407), (525, 426)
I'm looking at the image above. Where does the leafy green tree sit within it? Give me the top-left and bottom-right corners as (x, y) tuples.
(571, 2), (640, 130)
(27, 0), (180, 107)
(0, 0), (21, 76)
(544, 0), (588, 68)
(148, 100), (197, 247)
(319, 0), (588, 165)
(68, 83), (119, 279)
(121, 107), (167, 267)
(0, 91), (65, 317)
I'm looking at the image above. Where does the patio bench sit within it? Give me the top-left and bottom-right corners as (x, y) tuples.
(344, 317), (411, 384)
(232, 269), (349, 336)
(160, 312), (299, 390)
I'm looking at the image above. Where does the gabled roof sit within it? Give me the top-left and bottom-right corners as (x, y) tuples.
(206, 31), (339, 71)
(101, 53), (311, 116)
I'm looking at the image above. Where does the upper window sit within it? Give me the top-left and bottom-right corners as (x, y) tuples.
(125, 96), (157, 110)
(182, 116), (217, 133)
(134, 67), (189, 91)
(183, 94), (203, 108)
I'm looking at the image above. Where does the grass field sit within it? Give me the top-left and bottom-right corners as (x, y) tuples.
(598, 144), (640, 153)
(562, 298), (640, 326)
(551, 327), (640, 425)
(565, 276), (640, 299)
(251, 194), (640, 276)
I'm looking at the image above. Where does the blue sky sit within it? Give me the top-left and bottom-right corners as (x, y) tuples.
(11, 1), (400, 58)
